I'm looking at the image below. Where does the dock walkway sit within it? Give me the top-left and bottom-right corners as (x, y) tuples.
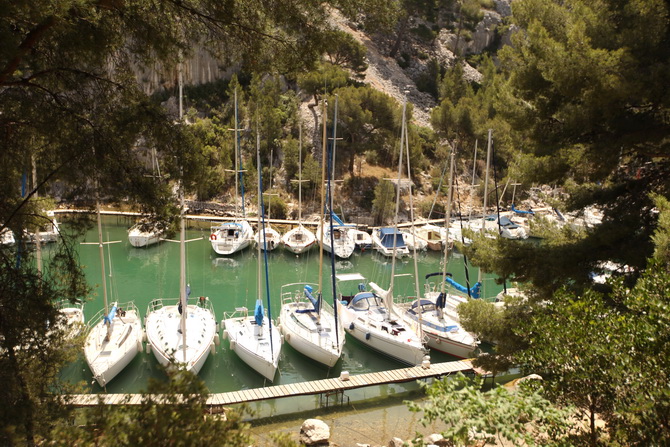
(67, 359), (474, 408)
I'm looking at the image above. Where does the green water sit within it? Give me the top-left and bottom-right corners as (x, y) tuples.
(56, 215), (503, 406)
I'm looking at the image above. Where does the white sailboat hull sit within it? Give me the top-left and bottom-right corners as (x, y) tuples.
(145, 299), (217, 374)
(279, 298), (343, 368)
(282, 226), (316, 254)
(210, 221), (254, 255)
(224, 314), (281, 381)
(84, 303), (142, 387)
(336, 299), (425, 366)
(318, 225), (355, 259)
(128, 226), (164, 248)
(254, 227), (281, 251)
(396, 301), (478, 359)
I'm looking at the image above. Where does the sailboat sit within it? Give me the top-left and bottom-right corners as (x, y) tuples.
(210, 89), (255, 256)
(223, 126), (281, 381)
(336, 97), (426, 366)
(128, 148), (166, 248)
(128, 219), (166, 248)
(27, 210), (60, 244)
(144, 189), (217, 373)
(282, 123), (316, 254)
(395, 143), (479, 359)
(145, 67), (217, 374)
(84, 202), (143, 387)
(278, 102), (344, 367)
(254, 152), (281, 251)
(316, 97), (355, 259)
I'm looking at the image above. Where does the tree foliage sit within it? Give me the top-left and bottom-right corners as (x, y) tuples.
(51, 370), (252, 446)
(407, 373), (574, 446)
(490, 0), (670, 285)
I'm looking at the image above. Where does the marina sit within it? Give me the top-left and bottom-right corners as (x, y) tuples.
(50, 212), (503, 415)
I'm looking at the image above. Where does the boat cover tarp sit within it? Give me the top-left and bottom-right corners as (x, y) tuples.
(511, 204), (534, 215)
(254, 299), (264, 326)
(351, 292), (376, 306)
(498, 216), (520, 229)
(378, 228), (407, 249)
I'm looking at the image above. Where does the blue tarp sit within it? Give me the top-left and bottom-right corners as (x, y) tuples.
(254, 299), (264, 326)
(378, 228), (407, 249)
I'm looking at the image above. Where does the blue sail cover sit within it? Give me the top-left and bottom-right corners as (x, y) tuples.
(254, 299), (264, 326)
(297, 285), (320, 313)
(511, 203), (534, 215)
(331, 212), (345, 226)
(103, 305), (117, 325)
(426, 272), (482, 298)
(305, 285), (320, 312)
(378, 228), (406, 249)
(445, 277), (482, 298)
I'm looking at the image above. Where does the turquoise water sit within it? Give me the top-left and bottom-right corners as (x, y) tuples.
(56, 215), (503, 403)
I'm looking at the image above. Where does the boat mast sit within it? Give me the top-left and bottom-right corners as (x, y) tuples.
(388, 96), (407, 313)
(234, 89), (240, 218)
(96, 200), (109, 316)
(327, 100), (340, 344)
(402, 95), (423, 339)
(32, 155), (42, 275)
(178, 62), (188, 364)
(257, 122), (275, 353)
(478, 129), (492, 284)
(317, 100), (327, 310)
(468, 140), (478, 222)
(298, 123), (303, 226)
(440, 148), (456, 296)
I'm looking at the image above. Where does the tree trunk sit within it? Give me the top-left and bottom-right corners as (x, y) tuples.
(389, 15), (409, 59)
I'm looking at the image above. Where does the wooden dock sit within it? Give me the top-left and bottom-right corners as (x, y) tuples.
(66, 359), (474, 408)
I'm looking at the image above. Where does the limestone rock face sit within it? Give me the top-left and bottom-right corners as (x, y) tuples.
(300, 418), (331, 446)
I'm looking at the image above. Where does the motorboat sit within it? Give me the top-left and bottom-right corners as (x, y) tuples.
(371, 228), (409, 258)
(350, 228), (372, 251)
(401, 230), (427, 251)
(410, 224), (446, 251)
